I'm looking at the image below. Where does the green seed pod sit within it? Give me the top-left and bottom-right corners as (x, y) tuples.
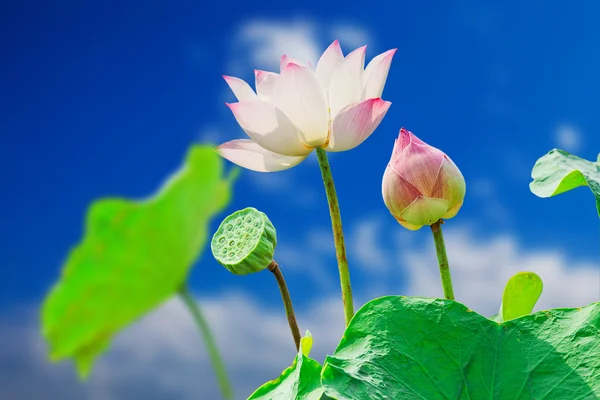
(211, 207), (277, 275)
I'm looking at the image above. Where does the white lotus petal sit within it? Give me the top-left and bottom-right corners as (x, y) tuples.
(254, 70), (278, 103)
(217, 139), (308, 172)
(280, 55), (307, 71)
(326, 98), (391, 152)
(363, 49), (397, 99)
(227, 101), (311, 157)
(273, 63), (329, 147)
(329, 46), (366, 117)
(222, 75), (257, 102)
(315, 40), (344, 90)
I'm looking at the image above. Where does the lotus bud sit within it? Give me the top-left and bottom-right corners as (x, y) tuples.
(382, 128), (466, 230)
(211, 207), (277, 275)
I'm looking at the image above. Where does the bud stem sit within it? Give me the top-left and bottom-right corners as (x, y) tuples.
(268, 260), (301, 351)
(178, 285), (234, 400)
(430, 220), (455, 300)
(315, 147), (355, 326)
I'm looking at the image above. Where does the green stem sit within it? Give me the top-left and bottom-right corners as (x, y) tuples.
(178, 286), (234, 400)
(315, 147), (355, 326)
(268, 260), (301, 351)
(430, 219), (455, 300)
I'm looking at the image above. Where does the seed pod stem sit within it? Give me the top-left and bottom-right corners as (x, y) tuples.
(268, 260), (301, 351)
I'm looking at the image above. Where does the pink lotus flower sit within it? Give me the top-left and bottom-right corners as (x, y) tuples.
(382, 128), (466, 230)
(217, 40), (396, 172)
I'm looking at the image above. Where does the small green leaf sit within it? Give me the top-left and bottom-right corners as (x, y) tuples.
(248, 333), (324, 400)
(497, 271), (543, 322)
(300, 330), (313, 357)
(530, 149), (600, 216)
(41, 146), (235, 378)
(322, 296), (600, 399)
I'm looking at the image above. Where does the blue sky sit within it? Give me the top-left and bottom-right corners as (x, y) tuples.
(1, 1), (599, 399)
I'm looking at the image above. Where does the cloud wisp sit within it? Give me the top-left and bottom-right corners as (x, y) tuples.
(554, 123), (582, 152)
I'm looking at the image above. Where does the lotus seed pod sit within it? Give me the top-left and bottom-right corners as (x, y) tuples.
(211, 207), (277, 275)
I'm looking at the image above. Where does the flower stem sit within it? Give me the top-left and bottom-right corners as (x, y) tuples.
(268, 260), (301, 351)
(178, 285), (234, 400)
(430, 219), (455, 300)
(315, 147), (354, 326)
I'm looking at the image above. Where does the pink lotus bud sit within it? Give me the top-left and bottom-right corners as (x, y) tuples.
(382, 128), (466, 230)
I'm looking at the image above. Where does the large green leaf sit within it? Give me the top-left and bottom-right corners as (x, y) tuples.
(497, 271), (543, 322)
(41, 146), (236, 377)
(322, 296), (600, 399)
(530, 149), (600, 216)
(248, 332), (325, 400)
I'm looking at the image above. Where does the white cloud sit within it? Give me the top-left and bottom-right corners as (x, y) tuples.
(345, 218), (599, 316)
(228, 18), (379, 76)
(4, 219), (598, 399)
(347, 217), (390, 272)
(275, 244), (336, 292)
(554, 124), (582, 152)
(330, 23), (372, 50)
(196, 126), (228, 145)
(306, 227), (335, 256)
(247, 171), (291, 190)
(1, 293), (344, 400)
(402, 226), (599, 315)
(231, 19), (320, 73)
(246, 172), (321, 208)
(276, 227), (337, 292)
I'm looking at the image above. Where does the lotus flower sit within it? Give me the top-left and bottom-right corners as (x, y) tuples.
(382, 128), (466, 230)
(217, 40), (396, 172)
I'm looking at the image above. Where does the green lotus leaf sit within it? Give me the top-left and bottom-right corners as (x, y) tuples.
(41, 146), (236, 378)
(530, 149), (600, 216)
(322, 296), (600, 399)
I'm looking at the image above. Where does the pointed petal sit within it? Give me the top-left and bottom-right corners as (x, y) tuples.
(443, 200), (464, 219)
(254, 70), (278, 103)
(391, 128), (428, 164)
(227, 101), (311, 157)
(382, 167), (423, 217)
(396, 128), (412, 150)
(397, 219), (422, 231)
(315, 40), (344, 89)
(326, 98), (391, 152)
(223, 76), (257, 102)
(273, 63), (329, 147)
(430, 156), (466, 208)
(363, 49), (396, 99)
(280, 55), (307, 71)
(328, 46), (366, 117)
(400, 196), (449, 227)
(396, 139), (445, 196)
(217, 140), (308, 172)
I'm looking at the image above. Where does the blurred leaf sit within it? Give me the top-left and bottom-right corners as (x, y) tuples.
(41, 146), (235, 378)
(530, 149), (600, 216)
(248, 332), (324, 400)
(322, 296), (600, 399)
(497, 271), (543, 322)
